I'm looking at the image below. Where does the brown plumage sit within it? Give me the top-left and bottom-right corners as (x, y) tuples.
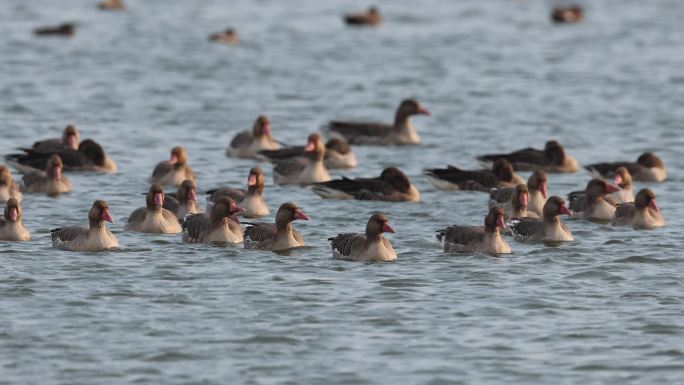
(125, 184), (181, 233)
(209, 28), (239, 44)
(272, 134), (330, 185)
(551, 6), (583, 23)
(311, 167), (420, 201)
(490, 184), (532, 220)
(6, 139), (116, 173)
(491, 170), (547, 216)
(32, 124), (80, 151)
(508, 196), (574, 242)
(585, 152), (666, 182)
(425, 159), (524, 191)
(227, 115), (281, 159)
(330, 213), (396, 262)
(244, 203), (310, 251)
(612, 188), (664, 229)
(259, 138), (357, 169)
(34, 23), (75, 36)
(0, 165), (22, 202)
(568, 179), (619, 221)
(164, 179), (203, 221)
(476, 140), (579, 173)
(51, 200), (118, 251)
(344, 6), (382, 26)
(21, 155), (72, 196)
(206, 167), (269, 218)
(150, 146), (195, 186)
(436, 207), (511, 254)
(182, 197), (244, 243)
(0, 198), (31, 241)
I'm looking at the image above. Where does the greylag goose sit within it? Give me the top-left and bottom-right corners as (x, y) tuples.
(325, 99), (431, 145)
(0, 165), (22, 202)
(244, 203), (310, 251)
(330, 213), (396, 262)
(490, 170), (547, 217)
(585, 152), (666, 182)
(344, 6), (382, 26)
(568, 179), (619, 221)
(508, 196), (574, 242)
(272, 134), (331, 185)
(21, 155), (71, 196)
(6, 139), (117, 173)
(489, 184), (534, 220)
(612, 188), (664, 229)
(0, 198), (31, 241)
(125, 184), (182, 233)
(210, 28), (239, 44)
(34, 23), (75, 36)
(311, 167), (420, 202)
(51, 200), (118, 251)
(150, 146), (195, 186)
(476, 140), (579, 173)
(552, 6), (583, 23)
(226, 115), (281, 159)
(206, 167), (269, 218)
(259, 138), (357, 170)
(32, 124), (79, 151)
(182, 197), (244, 243)
(98, 0), (124, 10)
(424, 159), (524, 191)
(609, 167), (634, 203)
(436, 207), (511, 254)
(163, 179), (203, 221)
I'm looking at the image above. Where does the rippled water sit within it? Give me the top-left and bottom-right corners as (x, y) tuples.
(2, 0), (684, 384)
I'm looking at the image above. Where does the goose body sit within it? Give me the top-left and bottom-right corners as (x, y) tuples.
(508, 196), (574, 242)
(21, 155), (71, 196)
(425, 159), (524, 191)
(476, 141), (579, 173)
(612, 189), (664, 229)
(182, 197), (244, 243)
(272, 134), (330, 185)
(6, 139), (116, 173)
(312, 167), (419, 202)
(0, 198), (31, 241)
(436, 207), (511, 254)
(330, 213), (396, 262)
(206, 167), (269, 218)
(244, 203), (309, 251)
(125, 184), (182, 233)
(585, 152), (666, 182)
(150, 146), (195, 186)
(0, 166), (22, 202)
(163, 179), (203, 221)
(568, 179), (619, 221)
(51, 200), (118, 251)
(227, 116), (280, 159)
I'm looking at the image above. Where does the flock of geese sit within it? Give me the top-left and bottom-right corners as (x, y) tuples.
(1, 3), (665, 261)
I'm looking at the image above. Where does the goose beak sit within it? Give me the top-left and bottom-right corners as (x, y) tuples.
(248, 174), (257, 186)
(9, 207), (18, 222)
(417, 106), (431, 116)
(496, 215), (506, 229)
(519, 192), (529, 207)
(648, 200), (659, 212)
(169, 154), (178, 165)
(540, 182), (548, 199)
(605, 184), (620, 194)
(154, 192), (164, 206)
(304, 141), (315, 152)
(382, 222), (396, 233)
(559, 204), (573, 216)
(613, 174), (623, 187)
(294, 209), (310, 220)
(101, 208), (114, 223)
(188, 188), (197, 202)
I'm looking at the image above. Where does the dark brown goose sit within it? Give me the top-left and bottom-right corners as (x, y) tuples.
(330, 213), (396, 262)
(150, 146), (195, 186)
(612, 188), (664, 229)
(210, 28), (239, 44)
(272, 134), (330, 185)
(476, 140), (579, 173)
(182, 197), (244, 243)
(508, 196), (574, 242)
(34, 23), (75, 36)
(490, 170), (547, 217)
(551, 5), (583, 23)
(6, 139), (117, 173)
(344, 6), (382, 26)
(51, 200), (118, 251)
(21, 155), (71, 196)
(489, 184), (533, 220)
(568, 179), (619, 221)
(206, 167), (269, 218)
(244, 203), (310, 251)
(436, 207), (511, 254)
(227, 115), (281, 159)
(585, 152), (666, 182)
(258, 138), (357, 169)
(325, 99), (431, 145)
(163, 179), (203, 221)
(424, 159), (524, 191)
(32, 124), (80, 151)
(0, 198), (31, 241)
(0, 165), (22, 202)
(311, 167), (419, 202)
(125, 184), (182, 233)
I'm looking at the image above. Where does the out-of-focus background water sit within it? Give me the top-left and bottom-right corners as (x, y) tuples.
(1, 0), (684, 384)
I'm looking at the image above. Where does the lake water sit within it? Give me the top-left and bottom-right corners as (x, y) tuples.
(1, 0), (684, 384)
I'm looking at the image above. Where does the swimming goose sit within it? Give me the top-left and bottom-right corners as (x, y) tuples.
(210, 28), (239, 44)
(259, 138), (357, 170)
(311, 167), (420, 202)
(325, 99), (431, 145)
(206, 167), (269, 218)
(436, 207), (511, 254)
(34, 23), (75, 36)
(568, 179), (619, 221)
(32, 124), (80, 151)
(227, 115), (281, 159)
(0, 198), (31, 241)
(244, 203), (310, 251)
(344, 6), (382, 26)
(6, 139), (117, 173)
(21, 155), (71, 196)
(476, 140), (579, 173)
(182, 197), (244, 243)
(489, 184), (534, 220)
(490, 170), (547, 217)
(150, 146), (195, 186)
(272, 134), (331, 185)
(612, 188), (664, 229)
(51, 200), (118, 251)
(0, 166), (22, 202)
(585, 152), (666, 182)
(552, 6), (583, 23)
(330, 213), (396, 262)
(424, 159), (524, 191)
(163, 179), (203, 221)
(125, 184), (182, 233)
(507, 196), (574, 242)
(98, 0), (124, 10)
(609, 167), (634, 203)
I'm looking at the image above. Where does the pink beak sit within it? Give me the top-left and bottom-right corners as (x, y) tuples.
(417, 106), (431, 116)
(540, 182), (548, 199)
(496, 215), (506, 229)
(262, 123), (271, 137)
(648, 200), (659, 212)
(613, 174), (623, 187)
(519, 192), (529, 207)
(559, 204), (573, 216)
(382, 222), (396, 233)
(154, 192), (164, 206)
(304, 141), (315, 152)
(188, 188), (197, 202)
(53, 166), (62, 181)
(248, 174), (257, 186)
(230, 204), (245, 215)
(605, 184), (620, 194)
(67, 134), (78, 150)
(294, 209), (310, 221)
(9, 207), (18, 222)
(101, 208), (114, 223)
(169, 154), (178, 165)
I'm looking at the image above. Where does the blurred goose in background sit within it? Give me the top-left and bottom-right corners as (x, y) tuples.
(325, 99), (431, 145)
(51, 200), (118, 251)
(21, 155), (71, 196)
(272, 134), (330, 185)
(244, 203), (309, 251)
(330, 213), (396, 262)
(436, 207), (510, 254)
(476, 140), (579, 173)
(0, 165), (22, 202)
(612, 188), (664, 229)
(210, 28), (239, 44)
(508, 196), (574, 242)
(125, 184), (181, 233)
(311, 167), (419, 202)
(226, 115), (280, 159)
(6, 139), (116, 173)
(489, 184), (534, 220)
(34, 23), (75, 36)
(344, 6), (382, 26)
(551, 5), (583, 23)
(259, 138), (357, 169)
(585, 152), (666, 182)
(206, 167), (268, 218)
(99, 0), (124, 10)
(424, 159), (524, 191)
(609, 167), (634, 203)
(31, 124), (80, 151)
(182, 197), (244, 243)
(163, 179), (203, 221)
(568, 179), (619, 221)
(0, 198), (31, 241)
(150, 146), (195, 186)
(490, 170), (547, 217)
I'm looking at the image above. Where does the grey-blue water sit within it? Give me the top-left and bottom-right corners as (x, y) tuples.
(2, 0), (684, 384)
